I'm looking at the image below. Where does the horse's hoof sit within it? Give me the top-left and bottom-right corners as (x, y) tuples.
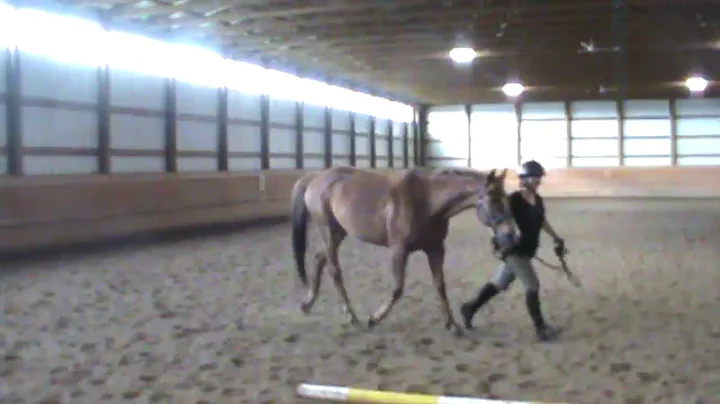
(300, 303), (312, 315)
(447, 322), (464, 337)
(367, 317), (378, 328)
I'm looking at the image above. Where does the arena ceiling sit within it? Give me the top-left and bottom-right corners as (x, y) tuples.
(17, 0), (720, 105)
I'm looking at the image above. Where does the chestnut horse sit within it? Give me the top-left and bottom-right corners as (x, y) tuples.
(290, 166), (517, 336)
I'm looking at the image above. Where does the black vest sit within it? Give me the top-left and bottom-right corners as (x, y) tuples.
(508, 190), (545, 257)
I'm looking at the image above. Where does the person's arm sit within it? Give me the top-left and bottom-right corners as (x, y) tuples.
(542, 219), (562, 242)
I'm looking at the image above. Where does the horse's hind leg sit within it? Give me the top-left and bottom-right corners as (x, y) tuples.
(368, 246), (408, 328)
(323, 224), (361, 325)
(300, 251), (327, 314)
(425, 246), (463, 336)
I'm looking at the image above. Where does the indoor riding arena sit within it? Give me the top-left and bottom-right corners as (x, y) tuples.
(1, 1), (719, 404)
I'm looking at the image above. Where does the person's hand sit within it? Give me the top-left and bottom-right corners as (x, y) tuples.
(553, 237), (567, 256)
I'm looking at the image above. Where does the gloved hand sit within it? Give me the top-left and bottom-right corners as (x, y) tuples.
(553, 237), (567, 257)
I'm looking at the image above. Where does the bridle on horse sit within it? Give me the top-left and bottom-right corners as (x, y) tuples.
(476, 197), (517, 261)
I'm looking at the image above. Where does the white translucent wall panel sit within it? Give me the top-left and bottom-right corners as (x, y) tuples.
(391, 121), (405, 167)
(229, 158), (261, 171)
(622, 118), (671, 162)
(303, 104), (325, 131)
(177, 81), (217, 116)
(356, 157), (371, 168)
(677, 156), (720, 166)
(110, 69), (165, 110)
(375, 118), (390, 157)
(374, 118), (390, 168)
(332, 106), (351, 164)
(24, 156), (97, 175)
(409, 123), (417, 167)
(428, 105), (467, 167)
(177, 118), (218, 152)
(227, 91), (261, 169)
(332, 109), (351, 132)
(623, 119), (671, 137)
(675, 98), (720, 116)
(624, 157), (672, 167)
(392, 121), (404, 138)
(571, 120), (618, 138)
(268, 98), (296, 169)
(393, 138), (404, 167)
(268, 98), (296, 160)
(522, 102), (565, 120)
(571, 138), (619, 158)
(470, 103), (517, 169)
(624, 138), (671, 157)
(270, 98), (295, 126)
(677, 118), (720, 136)
(176, 119), (217, 152)
(22, 108), (97, 149)
(21, 52), (99, 174)
(110, 69), (165, 173)
(303, 104), (325, 167)
(520, 120), (566, 164)
(332, 155), (350, 166)
(270, 156), (295, 169)
(112, 157), (164, 173)
(355, 113), (371, 160)
(0, 49), (5, 174)
(571, 157), (619, 167)
(176, 82), (218, 158)
(677, 138), (720, 155)
(570, 100), (618, 119)
(332, 133), (351, 157)
(269, 125), (296, 154)
(623, 100), (670, 117)
(21, 52), (96, 104)
(177, 158), (216, 172)
(0, 48), (6, 93)
(304, 156), (325, 168)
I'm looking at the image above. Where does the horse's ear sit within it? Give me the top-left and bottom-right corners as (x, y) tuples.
(498, 168), (508, 181)
(486, 169), (496, 183)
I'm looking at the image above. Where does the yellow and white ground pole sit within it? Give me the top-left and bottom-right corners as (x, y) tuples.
(297, 383), (565, 404)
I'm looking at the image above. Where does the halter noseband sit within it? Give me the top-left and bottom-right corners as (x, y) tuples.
(476, 198), (513, 228)
(477, 197), (518, 260)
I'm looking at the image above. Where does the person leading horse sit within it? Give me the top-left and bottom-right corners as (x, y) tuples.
(460, 160), (566, 342)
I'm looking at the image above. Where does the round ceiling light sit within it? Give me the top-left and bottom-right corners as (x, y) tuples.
(502, 82), (525, 97)
(685, 76), (708, 93)
(448, 47), (478, 64)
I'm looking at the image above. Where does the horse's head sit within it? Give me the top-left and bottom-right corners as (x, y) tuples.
(476, 169), (521, 258)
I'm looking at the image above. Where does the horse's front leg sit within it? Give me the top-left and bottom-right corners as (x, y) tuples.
(367, 246), (408, 328)
(425, 246), (463, 337)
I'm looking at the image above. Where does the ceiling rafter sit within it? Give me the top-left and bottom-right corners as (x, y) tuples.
(25, 0), (720, 103)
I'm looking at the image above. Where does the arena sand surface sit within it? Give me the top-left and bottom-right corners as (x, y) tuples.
(1, 199), (719, 404)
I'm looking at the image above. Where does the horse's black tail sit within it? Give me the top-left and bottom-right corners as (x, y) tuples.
(290, 178), (311, 286)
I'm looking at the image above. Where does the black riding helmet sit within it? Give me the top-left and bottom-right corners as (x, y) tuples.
(518, 160), (546, 178)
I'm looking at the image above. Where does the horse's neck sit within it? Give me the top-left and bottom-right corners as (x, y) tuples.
(431, 189), (477, 219)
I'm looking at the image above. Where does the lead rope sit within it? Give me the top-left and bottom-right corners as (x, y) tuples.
(534, 244), (583, 288)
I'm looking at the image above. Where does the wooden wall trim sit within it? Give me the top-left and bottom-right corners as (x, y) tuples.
(2, 167), (720, 254)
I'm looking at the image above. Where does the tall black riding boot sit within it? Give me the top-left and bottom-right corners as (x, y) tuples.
(525, 290), (561, 341)
(460, 283), (499, 329)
